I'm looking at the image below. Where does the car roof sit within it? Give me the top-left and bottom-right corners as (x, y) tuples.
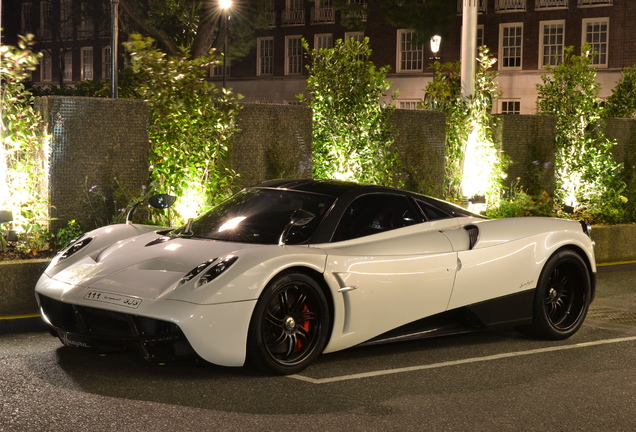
(252, 178), (401, 198)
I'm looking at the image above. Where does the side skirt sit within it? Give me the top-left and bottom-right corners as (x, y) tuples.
(358, 289), (535, 347)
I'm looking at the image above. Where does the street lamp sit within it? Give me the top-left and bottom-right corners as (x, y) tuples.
(219, 0), (232, 88)
(430, 35), (441, 60)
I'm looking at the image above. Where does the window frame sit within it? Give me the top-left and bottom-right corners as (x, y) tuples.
(539, 20), (565, 68)
(499, 22), (523, 70)
(81, 47), (93, 81)
(582, 17), (609, 68)
(257, 37), (275, 76)
(285, 35), (303, 75)
(396, 29), (424, 74)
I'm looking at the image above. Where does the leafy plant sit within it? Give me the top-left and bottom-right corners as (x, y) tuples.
(605, 64), (636, 119)
(1, 34), (52, 254)
(299, 37), (400, 186)
(124, 34), (242, 223)
(536, 45), (626, 224)
(423, 46), (503, 202)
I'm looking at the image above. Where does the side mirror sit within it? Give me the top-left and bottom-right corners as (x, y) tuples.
(149, 194), (176, 209)
(127, 194), (176, 224)
(279, 209), (315, 246)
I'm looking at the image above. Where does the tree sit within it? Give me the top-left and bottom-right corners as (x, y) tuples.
(300, 37), (399, 186)
(124, 35), (242, 222)
(119, 0), (272, 60)
(605, 64), (636, 119)
(423, 46), (502, 201)
(336, 0), (455, 42)
(536, 45), (625, 223)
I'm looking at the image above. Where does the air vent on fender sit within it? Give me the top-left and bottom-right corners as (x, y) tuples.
(464, 225), (479, 250)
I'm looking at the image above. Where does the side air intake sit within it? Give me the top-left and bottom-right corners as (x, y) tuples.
(464, 225), (479, 250)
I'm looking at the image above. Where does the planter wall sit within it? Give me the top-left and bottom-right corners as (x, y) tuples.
(0, 259), (50, 316)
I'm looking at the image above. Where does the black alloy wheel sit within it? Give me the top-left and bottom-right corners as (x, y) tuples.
(519, 249), (591, 340)
(247, 272), (330, 375)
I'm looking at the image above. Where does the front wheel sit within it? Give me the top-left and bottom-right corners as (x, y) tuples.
(246, 272), (330, 375)
(518, 249), (592, 340)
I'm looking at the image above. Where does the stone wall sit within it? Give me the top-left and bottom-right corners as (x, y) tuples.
(35, 96), (150, 231)
(494, 114), (557, 196)
(232, 103), (313, 187)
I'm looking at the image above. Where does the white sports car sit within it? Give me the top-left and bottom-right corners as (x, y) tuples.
(35, 179), (596, 374)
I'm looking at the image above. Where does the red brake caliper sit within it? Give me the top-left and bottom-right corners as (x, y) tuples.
(294, 304), (311, 352)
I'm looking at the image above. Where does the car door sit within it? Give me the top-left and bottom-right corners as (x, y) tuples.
(321, 193), (460, 349)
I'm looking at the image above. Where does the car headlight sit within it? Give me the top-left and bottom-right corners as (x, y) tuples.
(58, 236), (94, 261)
(180, 255), (238, 287)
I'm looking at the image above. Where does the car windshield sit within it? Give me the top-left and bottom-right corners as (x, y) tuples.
(171, 188), (336, 244)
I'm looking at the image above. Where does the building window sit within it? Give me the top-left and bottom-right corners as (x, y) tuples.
(60, 0), (73, 39)
(282, 0), (305, 26)
(62, 50), (73, 82)
(285, 36), (303, 75)
(314, 33), (333, 50)
(457, 0), (487, 14)
(39, 1), (52, 39)
(343, 0), (368, 22)
(102, 46), (112, 79)
(41, 51), (52, 82)
(540, 21), (565, 67)
(257, 37), (274, 76)
(398, 100), (420, 110)
(578, 0), (612, 6)
(264, 0), (276, 27)
(345, 32), (364, 43)
(583, 18), (609, 67)
(311, 0), (334, 24)
(397, 30), (423, 73)
(500, 100), (521, 114)
(21, 2), (33, 34)
(495, 0), (526, 13)
(79, 2), (94, 38)
(477, 25), (485, 49)
(499, 23), (523, 70)
(81, 47), (93, 80)
(536, 0), (567, 9)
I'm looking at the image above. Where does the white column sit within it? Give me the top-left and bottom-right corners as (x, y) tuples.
(460, 0), (478, 99)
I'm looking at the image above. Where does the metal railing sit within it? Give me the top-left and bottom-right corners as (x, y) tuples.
(535, 0), (568, 8)
(495, 0), (526, 12)
(311, 6), (335, 24)
(578, 0), (612, 6)
(457, 0), (487, 14)
(281, 8), (305, 26)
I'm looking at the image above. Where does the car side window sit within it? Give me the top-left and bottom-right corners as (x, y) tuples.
(332, 194), (422, 242)
(415, 199), (450, 221)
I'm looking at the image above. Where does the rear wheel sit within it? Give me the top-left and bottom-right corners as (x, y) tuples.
(247, 272), (329, 375)
(519, 249), (591, 340)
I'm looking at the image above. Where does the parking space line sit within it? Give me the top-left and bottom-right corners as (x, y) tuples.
(288, 336), (636, 384)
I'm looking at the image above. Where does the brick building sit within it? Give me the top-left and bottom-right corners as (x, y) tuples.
(3, 0), (634, 114)
(224, 0), (634, 114)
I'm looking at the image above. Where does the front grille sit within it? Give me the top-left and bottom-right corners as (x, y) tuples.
(37, 294), (197, 361)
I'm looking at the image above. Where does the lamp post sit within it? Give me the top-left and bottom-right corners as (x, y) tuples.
(219, 0), (232, 88)
(110, 0), (119, 98)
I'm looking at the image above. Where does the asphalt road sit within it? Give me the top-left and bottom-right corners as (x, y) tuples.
(1, 265), (635, 432)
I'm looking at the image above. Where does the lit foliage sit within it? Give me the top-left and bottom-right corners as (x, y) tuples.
(423, 46), (503, 202)
(300, 37), (400, 186)
(536, 45), (626, 224)
(1, 35), (52, 254)
(124, 35), (241, 223)
(605, 64), (636, 119)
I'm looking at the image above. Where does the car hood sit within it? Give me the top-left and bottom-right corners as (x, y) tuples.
(49, 231), (262, 299)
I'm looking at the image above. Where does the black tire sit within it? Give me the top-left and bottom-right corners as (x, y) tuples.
(247, 272), (330, 375)
(519, 249), (591, 340)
